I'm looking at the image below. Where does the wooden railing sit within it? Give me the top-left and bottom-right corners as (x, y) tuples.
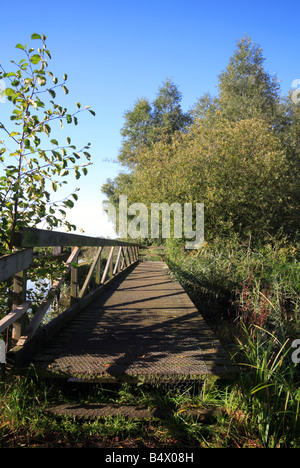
(0, 228), (139, 363)
(139, 245), (165, 262)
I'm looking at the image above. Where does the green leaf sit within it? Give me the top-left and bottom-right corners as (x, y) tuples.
(30, 54), (41, 65)
(31, 33), (42, 40)
(50, 139), (58, 146)
(37, 76), (46, 86)
(48, 89), (56, 99)
(62, 85), (69, 95)
(44, 123), (51, 135)
(66, 114), (72, 124)
(5, 88), (14, 97)
(65, 199), (74, 208)
(34, 137), (41, 147)
(89, 109), (96, 116)
(15, 44), (25, 50)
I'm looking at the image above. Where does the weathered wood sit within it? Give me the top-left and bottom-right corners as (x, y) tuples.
(8, 262), (138, 366)
(12, 270), (27, 340)
(12, 227), (139, 248)
(113, 247), (122, 275)
(20, 262), (237, 382)
(139, 246), (165, 261)
(109, 249), (114, 278)
(67, 246), (81, 266)
(78, 247), (103, 299)
(0, 227), (140, 350)
(127, 246), (132, 265)
(0, 248), (33, 282)
(70, 248), (80, 303)
(141, 246), (164, 249)
(18, 275), (66, 346)
(100, 247), (115, 284)
(17, 247), (81, 346)
(0, 339), (5, 364)
(0, 301), (31, 334)
(121, 247), (128, 270)
(95, 250), (101, 285)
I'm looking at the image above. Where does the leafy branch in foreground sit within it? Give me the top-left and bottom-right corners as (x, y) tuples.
(0, 33), (95, 250)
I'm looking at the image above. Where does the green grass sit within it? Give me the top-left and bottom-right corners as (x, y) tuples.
(164, 234), (300, 447)
(0, 234), (299, 448)
(0, 372), (262, 448)
(1, 355), (298, 448)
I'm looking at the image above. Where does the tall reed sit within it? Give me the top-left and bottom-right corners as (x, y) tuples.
(237, 324), (299, 447)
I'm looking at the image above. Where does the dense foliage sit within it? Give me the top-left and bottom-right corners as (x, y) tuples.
(101, 36), (300, 447)
(0, 34), (94, 319)
(102, 35), (300, 243)
(0, 33), (95, 252)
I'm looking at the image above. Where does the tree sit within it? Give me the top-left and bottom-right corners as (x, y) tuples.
(118, 97), (152, 165)
(217, 35), (281, 123)
(117, 78), (192, 166)
(151, 78), (192, 134)
(125, 115), (294, 241)
(102, 79), (192, 218)
(0, 33), (95, 251)
(190, 92), (219, 123)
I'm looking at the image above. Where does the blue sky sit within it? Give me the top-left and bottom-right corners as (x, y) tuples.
(1, 0), (300, 236)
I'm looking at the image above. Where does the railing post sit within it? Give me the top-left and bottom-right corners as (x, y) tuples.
(0, 339), (6, 382)
(11, 269), (27, 341)
(113, 247), (122, 275)
(109, 249), (114, 278)
(101, 247), (114, 284)
(95, 249), (102, 285)
(70, 248), (80, 304)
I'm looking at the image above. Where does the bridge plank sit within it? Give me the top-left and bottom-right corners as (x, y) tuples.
(27, 262), (237, 382)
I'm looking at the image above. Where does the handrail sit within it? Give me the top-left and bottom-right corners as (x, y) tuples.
(139, 245), (165, 261)
(0, 227), (140, 352)
(12, 227), (139, 248)
(0, 249), (33, 282)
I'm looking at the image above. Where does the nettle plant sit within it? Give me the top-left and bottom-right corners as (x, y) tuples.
(0, 33), (95, 251)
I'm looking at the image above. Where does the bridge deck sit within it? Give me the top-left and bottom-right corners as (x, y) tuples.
(29, 262), (236, 383)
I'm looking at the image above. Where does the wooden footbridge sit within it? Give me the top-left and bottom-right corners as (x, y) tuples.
(0, 228), (236, 386)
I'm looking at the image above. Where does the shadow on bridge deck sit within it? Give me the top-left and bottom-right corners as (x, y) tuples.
(25, 262), (238, 384)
